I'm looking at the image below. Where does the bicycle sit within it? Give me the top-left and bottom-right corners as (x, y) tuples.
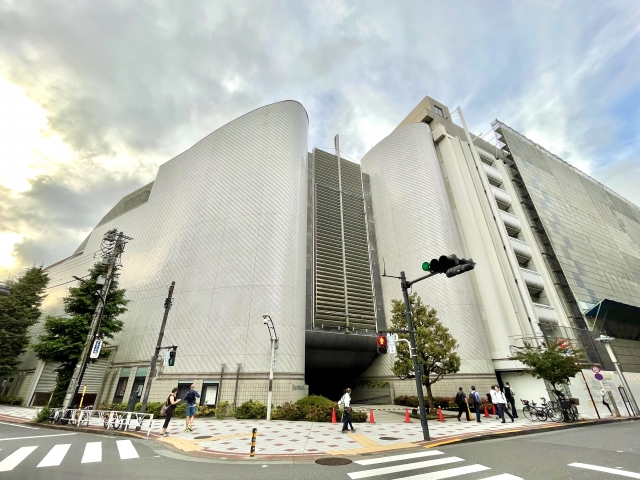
(521, 399), (547, 421)
(540, 397), (563, 422)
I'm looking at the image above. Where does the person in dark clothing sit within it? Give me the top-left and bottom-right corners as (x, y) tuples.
(601, 387), (613, 415)
(161, 388), (181, 436)
(503, 382), (518, 418)
(469, 386), (483, 423)
(455, 387), (470, 421)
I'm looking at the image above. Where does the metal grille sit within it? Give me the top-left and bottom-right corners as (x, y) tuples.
(313, 149), (376, 330)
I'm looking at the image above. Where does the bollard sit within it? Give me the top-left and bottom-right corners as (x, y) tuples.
(404, 409), (411, 423)
(249, 427), (257, 457)
(369, 409), (375, 424)
(437, 407), (445, 422)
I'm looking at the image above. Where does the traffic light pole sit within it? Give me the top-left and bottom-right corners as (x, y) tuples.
(140, 281), (175, 414)
(400, 270), (433, 442)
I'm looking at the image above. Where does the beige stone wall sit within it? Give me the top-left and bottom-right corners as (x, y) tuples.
(387, 374), (497, 401)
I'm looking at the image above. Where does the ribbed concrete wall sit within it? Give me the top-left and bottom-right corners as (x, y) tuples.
(360, 123), (493, 375)
(40, 101), (309, 380)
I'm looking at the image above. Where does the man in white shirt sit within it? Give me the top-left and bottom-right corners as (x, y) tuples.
(338, 388), (355, 433)
(494, 385), (514, 423)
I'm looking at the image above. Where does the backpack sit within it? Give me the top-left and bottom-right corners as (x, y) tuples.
(185, 390), (196, 404)
(468, 391), (477, 406)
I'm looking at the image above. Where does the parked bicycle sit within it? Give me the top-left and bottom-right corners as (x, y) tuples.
(540, 397), (564, 422)
(521, 399), (547, 421)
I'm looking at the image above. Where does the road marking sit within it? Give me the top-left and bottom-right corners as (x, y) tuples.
(569, 463), (640, 478)
(37, 444), (71, 467)
(355, 450), (444, 465)
(348, 457), (464, 479)
(0, 421), (38, 429)
(116, 440), (139, 459)
(479, 475), (524, 479)
(0, 433), (77, 442)
(0, 446), (38, 472)
(396, 464), (491, 479)
(81, 442), (102, 463)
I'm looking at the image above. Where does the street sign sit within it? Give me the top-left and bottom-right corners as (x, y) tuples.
(89, 339), (102, 359)
(387, 333), (397, 355)
(591, 366), (601, 374)
(594, 373), (604, 381)
(163, 350), (170, 366)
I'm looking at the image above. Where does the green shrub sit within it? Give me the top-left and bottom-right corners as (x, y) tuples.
(235, 400), (267, 419)
(304, 404), (335, 422)
(173, 403), (186, 417)
(295, 395), (334, 411)
(197, 405), (214, 417)
(34, 406), (52, 423)
(99, 402), (127, 412)
(0, 395), (23, 405)
(271, 402), (304, 421)
(215, 401), (233, 419)
(351, 410), (368, 423)
(394, 395), (419, 408)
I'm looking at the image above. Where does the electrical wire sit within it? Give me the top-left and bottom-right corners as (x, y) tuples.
(44, 274), (91, 290)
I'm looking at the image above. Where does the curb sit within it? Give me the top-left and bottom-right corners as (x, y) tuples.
(25, 421), (149, 440)
(419, 416), (636, 449)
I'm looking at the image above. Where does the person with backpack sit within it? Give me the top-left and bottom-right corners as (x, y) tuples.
(161, 387), (181, 436)
(183, 384), (201, 432)
(468, 386), (483, 423)
(503, 382), (518, 418)
(455, 387), (470, 421)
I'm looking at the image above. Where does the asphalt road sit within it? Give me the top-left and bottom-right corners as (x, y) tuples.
(0, 420), (639, 479)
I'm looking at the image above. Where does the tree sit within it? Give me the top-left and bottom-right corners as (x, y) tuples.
(32, 262), (128, 406)
(0, 267), (49, 377)
(390, 293), (461, 409)
(510, 341), (584, 397)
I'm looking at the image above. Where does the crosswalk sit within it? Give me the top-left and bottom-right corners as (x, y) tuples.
(346, 450), (523, 480)
(0, 440), (140, 472)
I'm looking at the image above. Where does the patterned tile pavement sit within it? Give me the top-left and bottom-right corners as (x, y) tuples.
(0, 405), (607, 458)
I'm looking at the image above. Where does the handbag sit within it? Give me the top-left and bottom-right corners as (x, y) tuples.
(160, 395), (171, 415)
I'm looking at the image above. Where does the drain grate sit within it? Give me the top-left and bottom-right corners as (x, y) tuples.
(379, 436), (398, 441)
(194, 435), (210, 439)
(315, 457), (353, 466)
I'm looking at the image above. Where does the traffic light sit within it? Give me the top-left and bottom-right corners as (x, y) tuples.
(376, 335), (388, 354)
(422, 254), (475, 278)
(168, 346), (177, 366)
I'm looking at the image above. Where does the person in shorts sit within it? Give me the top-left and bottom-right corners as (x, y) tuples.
(184, 384), (200, 432)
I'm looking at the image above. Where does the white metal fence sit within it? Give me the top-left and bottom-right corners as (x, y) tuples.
(47, 408), (154, 436)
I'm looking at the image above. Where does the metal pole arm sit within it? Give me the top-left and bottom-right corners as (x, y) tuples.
(405, 271), (437, 288)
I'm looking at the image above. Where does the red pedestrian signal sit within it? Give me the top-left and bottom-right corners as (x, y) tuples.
(377, 335), (388, 354)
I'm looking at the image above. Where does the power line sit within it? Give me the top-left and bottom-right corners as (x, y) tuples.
(44, 275), (91, 290)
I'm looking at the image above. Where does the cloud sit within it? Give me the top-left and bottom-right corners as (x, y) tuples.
(0, 0), (639, 275)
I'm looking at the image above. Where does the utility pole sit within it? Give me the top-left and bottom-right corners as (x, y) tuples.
(263, 315), (279, 421)
(140, 281), (176, 414)
(63, 229), (131, 408)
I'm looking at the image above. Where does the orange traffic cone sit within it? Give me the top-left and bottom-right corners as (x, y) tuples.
(369, 409), (375, 424)
(437, 407), (445, 422)
(404, 409), (411, 423)
(331, 408), (337, 423)
(492, 404), (497, 416)
(483, 405), (490, 418)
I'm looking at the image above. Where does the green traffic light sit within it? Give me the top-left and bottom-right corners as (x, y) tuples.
(422, 262), (430, 271)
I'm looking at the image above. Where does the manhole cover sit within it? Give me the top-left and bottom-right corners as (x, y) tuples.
(315, 457), (353, 466)
(194, 435), (210, 439)
(379, 437), (398, 441)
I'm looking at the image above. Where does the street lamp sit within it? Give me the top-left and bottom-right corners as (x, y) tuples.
(263, 315), (279, 421)
(595, 335), (639, 416)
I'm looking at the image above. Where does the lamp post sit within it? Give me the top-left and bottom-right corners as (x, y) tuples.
(595, 335), (639, 416)
(263, 315), (279, 421)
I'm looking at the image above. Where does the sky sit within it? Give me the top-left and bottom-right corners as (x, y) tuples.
(1, 0), (639, 279)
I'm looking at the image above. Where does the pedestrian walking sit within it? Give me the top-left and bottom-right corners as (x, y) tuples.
(183, 383), (200, 432)
(455, 387), (470, 421)
(600, 387), (613, 415)
(493, 385), (514, 423)
(489, 387), (499, 419)
(503, 382), (518, 418)
(469, 386), (483, 423)
(338, 388), (355, 433)
(160, 387), (180, 436)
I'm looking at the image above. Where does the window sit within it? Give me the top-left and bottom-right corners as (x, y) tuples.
(201, 381), (220, 406)
(433, 105), (444, 117)
(112, 367), (131, 402)
(177, 381), (194, 401)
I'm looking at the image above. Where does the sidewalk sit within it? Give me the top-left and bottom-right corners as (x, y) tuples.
(0, 405), (627, 459)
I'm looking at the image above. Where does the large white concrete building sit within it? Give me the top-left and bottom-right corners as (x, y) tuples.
(5, 95), (640, 416)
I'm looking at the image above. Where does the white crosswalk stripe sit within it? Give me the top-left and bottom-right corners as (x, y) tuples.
(37, 444), (71, 467)
(569, 462), (640, 478)
(81, 442), (102, 463)
(116, 440), (139, 460)
(0, 440), (142, 471)
(346, 449), (523, 480)
(0, 446), (38, 472)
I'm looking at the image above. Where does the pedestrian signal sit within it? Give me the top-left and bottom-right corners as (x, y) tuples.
(168, 346), (177, 366)
(377, 335), (388, 354)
